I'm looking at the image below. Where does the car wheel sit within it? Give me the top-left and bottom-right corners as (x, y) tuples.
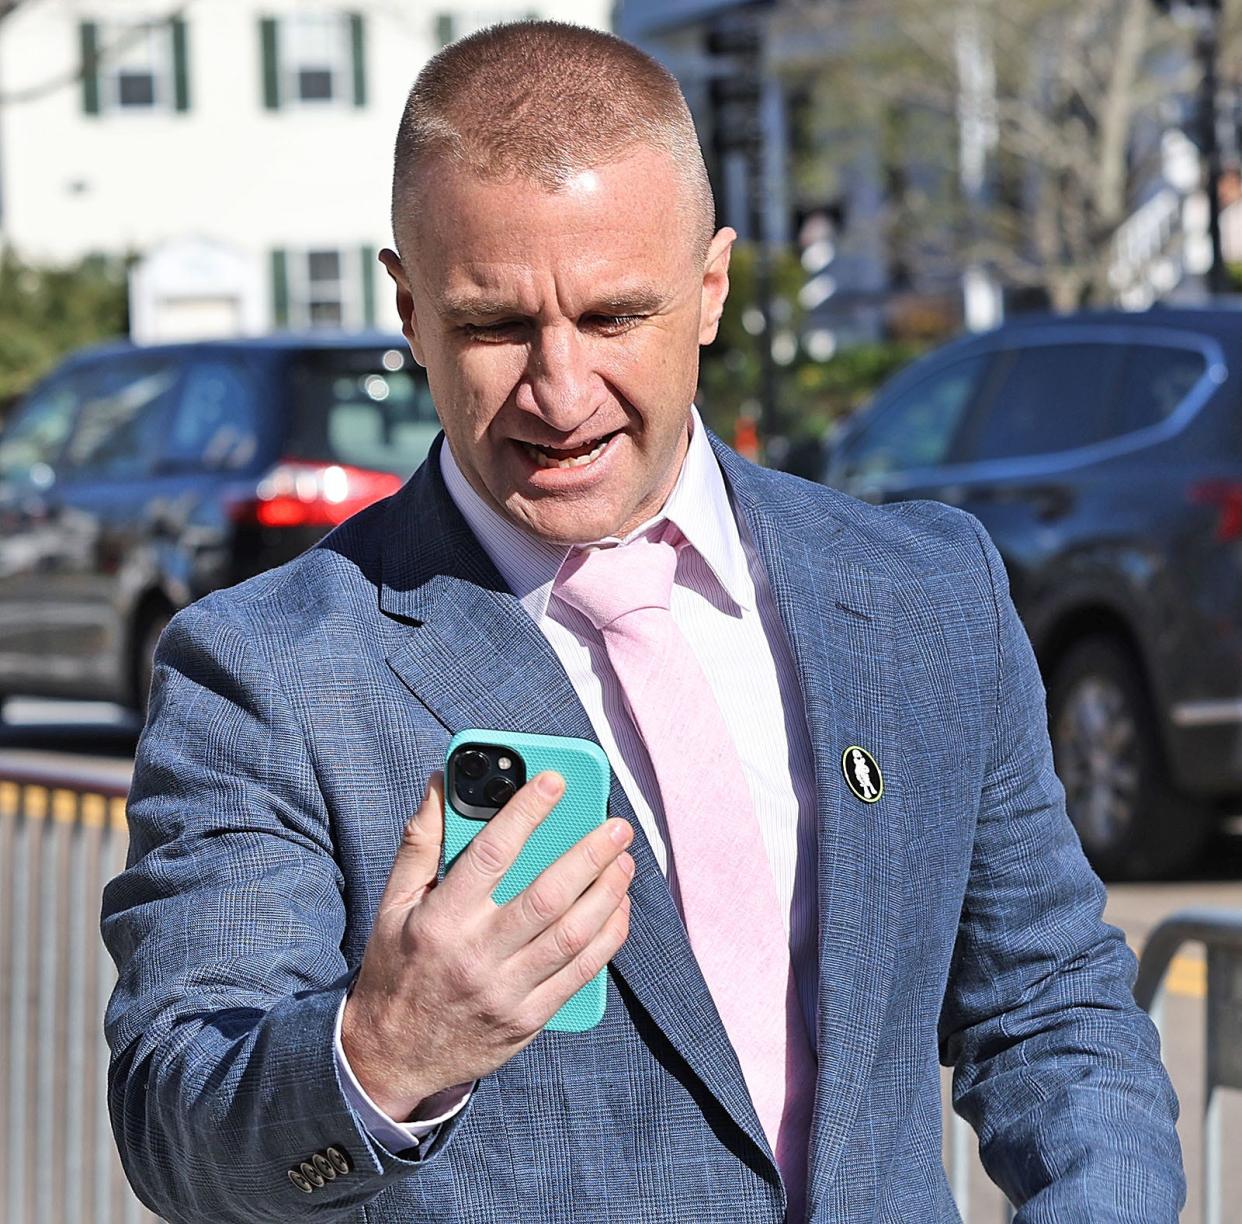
(1047, 635), (1211, 881)
(133, 606), (173, 717)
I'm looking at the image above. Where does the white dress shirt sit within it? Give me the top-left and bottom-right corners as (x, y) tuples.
(334, 408), (818, 1153)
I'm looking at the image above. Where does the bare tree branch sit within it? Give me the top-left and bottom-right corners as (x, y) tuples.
(0, 4), (189, 106)
(792, 0), (1198, 306)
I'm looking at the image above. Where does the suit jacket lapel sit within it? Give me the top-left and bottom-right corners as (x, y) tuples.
(378, 441), (769, 1162)
(713, 438), (901, 1214)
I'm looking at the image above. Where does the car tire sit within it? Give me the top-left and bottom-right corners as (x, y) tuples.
(133, 605), (173, 717)
(1047, 635), (1211, 882)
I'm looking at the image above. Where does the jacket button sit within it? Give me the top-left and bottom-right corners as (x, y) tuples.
(288, 1170), (313, 1194)
(312, 1152), (336, 1180)
(325, 1146), (352, 1174)
(300, 1161), (325, 1188)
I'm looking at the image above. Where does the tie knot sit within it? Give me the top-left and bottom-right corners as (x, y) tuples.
(554, 524), (683, 632)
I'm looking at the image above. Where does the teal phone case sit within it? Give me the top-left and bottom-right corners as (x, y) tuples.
(444, 729), (612, 1032)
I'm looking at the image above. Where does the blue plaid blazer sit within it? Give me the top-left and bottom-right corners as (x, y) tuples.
(102, 433), (1185, 1223)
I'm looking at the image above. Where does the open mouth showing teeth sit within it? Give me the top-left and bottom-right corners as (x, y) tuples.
(520, 431), (620, 469)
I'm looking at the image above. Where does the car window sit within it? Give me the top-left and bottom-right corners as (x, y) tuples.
(287, 348), (440, 476)
(961, 341), (1124, 462)
(837, 355), (987, 480)
(62, 358), (181, 480)
(162, 358), (263, 472)
(0, 375), (81, 488)
(1113, 344), (1207, 435)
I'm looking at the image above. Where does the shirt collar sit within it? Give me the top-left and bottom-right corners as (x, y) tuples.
(439, 406), (755, 623)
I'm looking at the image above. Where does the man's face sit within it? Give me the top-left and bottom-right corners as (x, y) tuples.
(382, 146), (734, 544)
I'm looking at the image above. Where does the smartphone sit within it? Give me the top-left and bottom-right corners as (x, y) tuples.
(444, 729), (613, 1032)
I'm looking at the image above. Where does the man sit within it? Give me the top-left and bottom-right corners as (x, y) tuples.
(102, 20), (1185, 1223)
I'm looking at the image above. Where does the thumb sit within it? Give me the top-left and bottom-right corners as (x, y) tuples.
(380, 771), (445, 910)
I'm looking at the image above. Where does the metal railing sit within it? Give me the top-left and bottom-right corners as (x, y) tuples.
(1134, 908), (1242, 1224)
(0, 764), (159, 1224)
(945, 906), (1242, 1223)
(4, 760), (1237, 1224)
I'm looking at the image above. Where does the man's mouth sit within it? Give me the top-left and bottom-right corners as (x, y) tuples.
(519, 430), (621, 469)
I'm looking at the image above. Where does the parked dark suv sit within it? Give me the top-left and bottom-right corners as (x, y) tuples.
(0, 333), (437, 715)
(825, 307), (1242, 880)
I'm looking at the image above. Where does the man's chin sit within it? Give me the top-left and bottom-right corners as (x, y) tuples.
(506, 498), (630, 546)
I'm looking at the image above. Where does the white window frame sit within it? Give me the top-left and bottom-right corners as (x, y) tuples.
(100, 20), (175, 113)
(280, 11), (352, 108)
(287, 248), (361, 330)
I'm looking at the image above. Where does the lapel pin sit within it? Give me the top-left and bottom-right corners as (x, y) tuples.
(842, 745), (883, 803)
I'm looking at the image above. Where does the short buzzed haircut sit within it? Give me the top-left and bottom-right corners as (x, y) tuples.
(391, 20), (716, 259)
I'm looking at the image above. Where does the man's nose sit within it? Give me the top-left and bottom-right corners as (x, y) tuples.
(516, 323), (606, 429)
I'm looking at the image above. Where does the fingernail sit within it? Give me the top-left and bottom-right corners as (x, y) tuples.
(609, 820), (630, 845)
(536, 772), (564, 799)
(618, 851), (634, 876)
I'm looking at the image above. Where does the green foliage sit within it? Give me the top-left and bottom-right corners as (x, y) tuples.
(790, 339), (927, 431)
(698, 240), (928, 450)
(0, 248), (130, 408)
(698, 241), (805, 443)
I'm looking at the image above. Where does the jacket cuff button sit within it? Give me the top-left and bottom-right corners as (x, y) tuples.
(288, 1170), (313, 1194)
(312, 1152), (337, 1180)
(300, 1161), (325, 1188)
(325, 1146), (353, 1175)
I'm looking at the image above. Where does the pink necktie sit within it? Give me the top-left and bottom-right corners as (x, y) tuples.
(554, 524), (815, 1221)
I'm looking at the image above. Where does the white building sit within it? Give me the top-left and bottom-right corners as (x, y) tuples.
(0, 0), (610, 342)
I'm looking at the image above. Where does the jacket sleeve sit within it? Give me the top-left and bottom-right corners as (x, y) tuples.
(937, 515), (1186, 1222)
(100, 598), (474, 1223)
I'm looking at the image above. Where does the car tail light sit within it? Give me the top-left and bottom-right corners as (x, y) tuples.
(226, 461), (403, 528)
(1189, 480), (1242, 542)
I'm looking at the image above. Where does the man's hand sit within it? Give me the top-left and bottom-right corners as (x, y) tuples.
(340, 770), (634, 1122)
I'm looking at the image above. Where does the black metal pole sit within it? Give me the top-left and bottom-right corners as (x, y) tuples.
(745, 39), (778, 463)
(752, 171), (777, 462)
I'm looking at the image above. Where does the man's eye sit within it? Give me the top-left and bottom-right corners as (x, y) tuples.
(587, 314), (641, 333)
(462, 321), (524, 341)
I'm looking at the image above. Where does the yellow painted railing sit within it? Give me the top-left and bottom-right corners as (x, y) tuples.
(0, 765), (160, 1224)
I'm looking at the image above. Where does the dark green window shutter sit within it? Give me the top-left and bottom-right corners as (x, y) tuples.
(260, 18), (280, 110)
(349, 14), (366, 108)
(360, 246), (376, 328)
(80, 22), (100, 115)
(171, 17), (190, 112)
(271, 249), (290, 327)
(434, 14), (454, 47)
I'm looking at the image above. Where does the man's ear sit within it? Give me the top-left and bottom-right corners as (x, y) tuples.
(698, 227), (736, 347)
(379, 248), (427, 367)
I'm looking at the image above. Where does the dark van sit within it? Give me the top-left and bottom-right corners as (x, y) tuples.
(0, 333), (436, 715)
(825, 307), (1242, 879)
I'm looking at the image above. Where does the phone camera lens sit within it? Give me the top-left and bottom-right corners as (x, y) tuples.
(457, 750), (488, 781)
(484, 777), (517, 806)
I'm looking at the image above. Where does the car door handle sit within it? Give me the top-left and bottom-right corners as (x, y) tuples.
(945, 484), (1073, 521)
(1027, 486), (1074, 521)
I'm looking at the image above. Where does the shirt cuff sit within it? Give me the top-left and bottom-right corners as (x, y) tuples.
(333, 991), (474, 1153)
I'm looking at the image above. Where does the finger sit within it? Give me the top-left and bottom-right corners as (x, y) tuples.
(522, 893), (631, 1026)
(510, 850), (634, 980)
(491, 819), (633, 958)
(378, 772), (445, 911)
(439, 770), (566, 907)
